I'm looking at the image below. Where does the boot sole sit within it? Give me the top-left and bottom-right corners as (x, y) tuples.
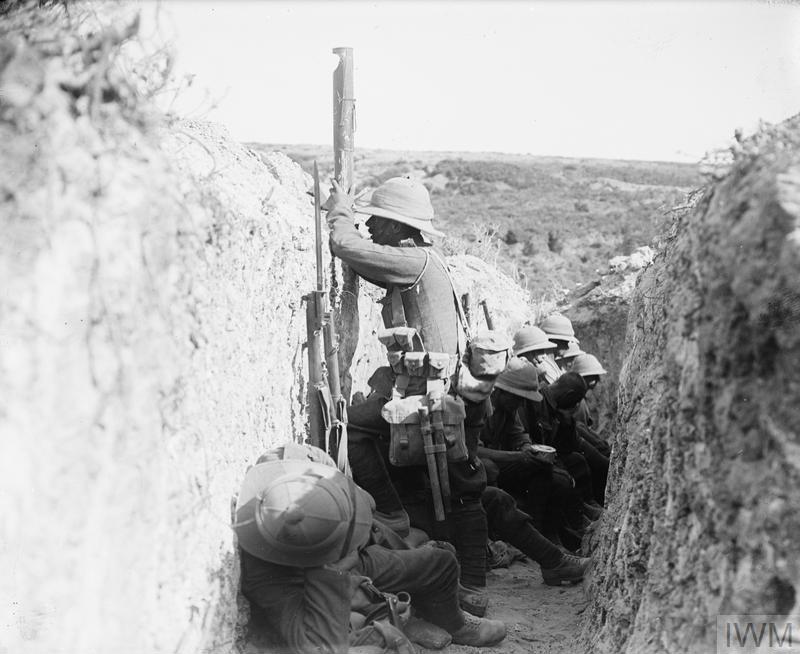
(452, 633), (507, 647)
(542, 575), (584, 586)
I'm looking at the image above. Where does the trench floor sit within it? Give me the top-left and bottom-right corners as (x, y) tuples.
(241, 557), (588, 654)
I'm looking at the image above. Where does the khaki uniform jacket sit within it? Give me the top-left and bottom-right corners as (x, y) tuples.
(480, 393), (532, 452)
(327, 200), (459, 356)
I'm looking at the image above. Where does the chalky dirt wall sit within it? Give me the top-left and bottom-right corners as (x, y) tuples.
(0, 5), (539, 653)
(581, 119), (800, 652)
(0, 5), (321, 653)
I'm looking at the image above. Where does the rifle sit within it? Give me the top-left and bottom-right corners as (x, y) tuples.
(305, 161), (349, 474)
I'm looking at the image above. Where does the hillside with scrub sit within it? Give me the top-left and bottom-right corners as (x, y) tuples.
(252, 144), (704, 301)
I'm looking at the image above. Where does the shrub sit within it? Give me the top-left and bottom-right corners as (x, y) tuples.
(547, 230), (563, 254)
(522, 239), (538, 256)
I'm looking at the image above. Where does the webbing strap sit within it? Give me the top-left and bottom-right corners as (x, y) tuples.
(389, 248), (430, 328)
(390, 287), (407, 328)
(399, 248), (430, 294)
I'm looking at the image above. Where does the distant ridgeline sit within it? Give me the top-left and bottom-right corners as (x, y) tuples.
(251, 143), (703, 300)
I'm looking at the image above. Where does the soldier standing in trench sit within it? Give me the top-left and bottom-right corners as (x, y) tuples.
(325, 176), (492, 612)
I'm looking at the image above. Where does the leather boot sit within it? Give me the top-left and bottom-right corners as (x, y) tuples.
(541, 552), (592, 586)
(450, 612), (507, 647)
(582, 500), (603, 521)
(404, 616), (452, 650)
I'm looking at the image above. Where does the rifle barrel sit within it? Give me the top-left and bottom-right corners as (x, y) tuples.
(305, 294), (325, 449)
(313, 161), (324, 290)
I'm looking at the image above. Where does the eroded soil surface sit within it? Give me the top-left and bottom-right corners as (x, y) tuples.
(447, 562), (588, 654)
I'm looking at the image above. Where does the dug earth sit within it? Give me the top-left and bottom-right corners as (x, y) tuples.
(2, 4), (799, 654)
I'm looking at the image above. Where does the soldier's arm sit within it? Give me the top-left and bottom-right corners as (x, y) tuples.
(477, 416), (527, 463)
(288, 566), (354, 654)
(240, 553), (352, 654)
(506, 411), (533, 451)
(477, 444), (522, 464)
(327, 198), (427, 287)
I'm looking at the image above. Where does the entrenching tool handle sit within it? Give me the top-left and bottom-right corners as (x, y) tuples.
(418, 406), (446, 522)
(429, 401), (451, 512)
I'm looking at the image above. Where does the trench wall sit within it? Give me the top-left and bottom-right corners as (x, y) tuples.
(567, 290), (630, 438)
(582, 120), (800, 653)
(0, 6), (318, 651)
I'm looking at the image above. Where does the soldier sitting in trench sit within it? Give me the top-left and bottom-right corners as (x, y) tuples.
(477, 357), (593, 550)
(555, 347), (611, 507)
(571, 352), (612, 504)
(233, 443), (507, 653)
(526, 370), (607, 530)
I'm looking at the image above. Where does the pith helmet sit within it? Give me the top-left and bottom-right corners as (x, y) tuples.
(512, 326), (558, 356)
(555, 340), (584, 361)
(256, 442), (336, 467)
(572, 353), (608, 377)
(493, 357), (542, 401)
(234, 459), (373, 567)
(539, 313), (579, 344)
(354, 176), (445, 238)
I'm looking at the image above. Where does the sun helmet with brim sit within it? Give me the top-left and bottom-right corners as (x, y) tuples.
(571, 353), (608, 377)
(234, 459), (373, 567)
(539, 313), (579, 344)
(493, 357), (543, 401)
(354, 176), (445, 238)
(555, 340), (584, 361)
(513, 326), (558, 356)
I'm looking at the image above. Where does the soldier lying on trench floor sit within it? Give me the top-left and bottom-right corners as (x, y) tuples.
(233, 443), (507, 654)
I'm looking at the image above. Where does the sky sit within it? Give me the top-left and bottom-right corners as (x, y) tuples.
(140, 1), (800, 163)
